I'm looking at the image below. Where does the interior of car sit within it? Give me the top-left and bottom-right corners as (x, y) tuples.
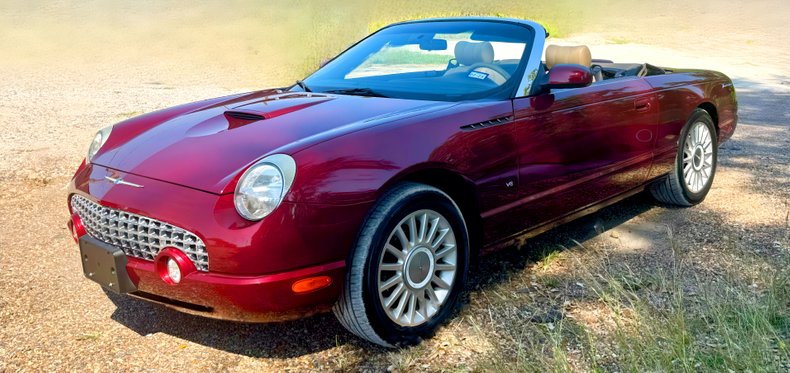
(440, 42), (671, 90)
(443, 40), (516, 85)
(306, 26), (672, 101)
(543, 44), (670, 83)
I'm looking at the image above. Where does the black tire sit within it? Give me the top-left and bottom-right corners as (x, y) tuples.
(650, 109), (718, 206)
(333, 182), (470, 347)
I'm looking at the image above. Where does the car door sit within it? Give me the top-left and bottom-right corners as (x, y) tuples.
(501, 77), (658, 233)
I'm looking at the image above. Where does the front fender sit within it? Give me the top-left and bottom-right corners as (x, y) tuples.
(285, 101), (501, 205)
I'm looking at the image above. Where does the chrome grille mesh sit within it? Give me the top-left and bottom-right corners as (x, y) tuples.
(70, 195), (209, 271)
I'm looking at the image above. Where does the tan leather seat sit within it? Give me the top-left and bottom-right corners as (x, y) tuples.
(545, 45), (592, 69)
(545, 44), (603, 82)
(454, 41), (494, 66)
(447, 41), (509, 85)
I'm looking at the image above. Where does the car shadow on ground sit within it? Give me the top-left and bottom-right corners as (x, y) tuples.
(106, 291), (360, 358)
(467, 192), (661, 290)
(105, 191), (663, 359)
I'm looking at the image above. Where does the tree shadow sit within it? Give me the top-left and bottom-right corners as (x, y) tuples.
(468, 192), (661, 290)
(730, 77), (789, 127)
(460, 189), (788, 370)
(714, 79), (789, 195)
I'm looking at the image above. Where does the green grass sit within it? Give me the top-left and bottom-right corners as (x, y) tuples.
(537, 274), (562, 288)
(117, 110), (144, 119)
(601, 270), (788, 371)
(477, 253), (790, 372)
(538, 250), (562, 271)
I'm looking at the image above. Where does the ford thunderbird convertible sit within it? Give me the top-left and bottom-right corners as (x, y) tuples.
(67, 17), (737, 346)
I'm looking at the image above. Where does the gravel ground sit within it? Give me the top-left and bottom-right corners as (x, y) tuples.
(1, 12), (789, 373)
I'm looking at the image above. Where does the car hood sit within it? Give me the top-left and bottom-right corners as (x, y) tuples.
(93, 90), (452, 194)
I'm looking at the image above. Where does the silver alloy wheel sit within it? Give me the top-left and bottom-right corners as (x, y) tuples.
(682, 121), (714, 193)
(377, 209), (457, 327)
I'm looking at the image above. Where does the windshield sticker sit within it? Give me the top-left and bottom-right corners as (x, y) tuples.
(467, 71), (489, 80)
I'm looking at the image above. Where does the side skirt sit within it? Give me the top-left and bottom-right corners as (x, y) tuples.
(480, 183), (650, 254)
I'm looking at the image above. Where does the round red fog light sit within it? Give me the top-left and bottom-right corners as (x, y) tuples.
(167, 258), (181, 284)
(155, 248), (195, 285)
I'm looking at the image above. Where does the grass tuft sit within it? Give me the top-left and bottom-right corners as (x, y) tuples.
(607, 37), (632, 45)
(471, 245), (790, 372)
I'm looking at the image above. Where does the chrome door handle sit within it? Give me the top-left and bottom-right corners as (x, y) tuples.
(635, 99), (651, 112)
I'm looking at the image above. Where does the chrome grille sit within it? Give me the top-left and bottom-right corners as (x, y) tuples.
(70, 195), (209, 271)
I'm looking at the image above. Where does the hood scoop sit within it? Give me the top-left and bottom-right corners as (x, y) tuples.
(226, 93), (333, 122)
(224, 110), (266, 121)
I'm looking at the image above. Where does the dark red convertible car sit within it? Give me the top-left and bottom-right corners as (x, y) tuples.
(67, 17), (737, 346)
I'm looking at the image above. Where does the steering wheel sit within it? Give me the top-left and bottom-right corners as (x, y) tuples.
(467, 63), (511, 85)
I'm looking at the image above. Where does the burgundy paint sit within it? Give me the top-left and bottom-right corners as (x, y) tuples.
(545, 64), (594, 89)
(67, 23), (737, 322)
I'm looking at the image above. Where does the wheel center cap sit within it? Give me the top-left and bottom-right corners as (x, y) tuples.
(692, 147), (704, 170)
(405, 247), (434, 289)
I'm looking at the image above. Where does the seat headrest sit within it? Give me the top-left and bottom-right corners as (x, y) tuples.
(454, 41), (494, 66)
(545, 45), (592, 69)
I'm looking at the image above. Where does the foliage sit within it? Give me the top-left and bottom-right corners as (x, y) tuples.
(474, 242), (790, 372)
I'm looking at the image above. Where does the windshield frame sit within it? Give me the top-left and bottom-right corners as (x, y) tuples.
(298, 18), (545, 102)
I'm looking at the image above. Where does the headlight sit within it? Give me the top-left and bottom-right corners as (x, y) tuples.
(87, 126), (113, 162)
(234, 154), (296, 221)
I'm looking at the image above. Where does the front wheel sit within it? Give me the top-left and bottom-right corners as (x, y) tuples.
(651, 109), (718, 206)
(333, 182), (469, 347)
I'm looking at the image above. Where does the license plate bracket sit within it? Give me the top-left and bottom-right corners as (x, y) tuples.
(79, 236), (137, 294)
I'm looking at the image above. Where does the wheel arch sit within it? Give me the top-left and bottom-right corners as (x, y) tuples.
(697, 102), (719, 135)
(379, 165), (483, 258)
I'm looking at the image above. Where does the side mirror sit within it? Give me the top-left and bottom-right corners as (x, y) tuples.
(543, 64), (593, 90)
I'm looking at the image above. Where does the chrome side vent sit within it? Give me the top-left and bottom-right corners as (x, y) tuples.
(460, 116), (513, 131)
(224, 111), (265, 121)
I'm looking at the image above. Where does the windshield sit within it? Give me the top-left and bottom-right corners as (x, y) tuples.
(300, 21), (535, 101)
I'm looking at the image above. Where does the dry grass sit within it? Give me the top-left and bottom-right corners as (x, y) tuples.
(461, 224), (790, 372)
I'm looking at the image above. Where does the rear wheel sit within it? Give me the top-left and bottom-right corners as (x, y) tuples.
(333, 182), (469, 347)
(651, 109), (718, 206)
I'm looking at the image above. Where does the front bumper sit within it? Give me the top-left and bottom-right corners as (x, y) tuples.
(68, 163), (371, 321)
(125, 256), (344, 322)
(75, 228), (345, 322)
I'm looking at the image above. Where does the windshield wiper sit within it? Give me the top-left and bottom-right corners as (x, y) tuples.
(324, 88), (388, 98)
(295, 80), (312, 92)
